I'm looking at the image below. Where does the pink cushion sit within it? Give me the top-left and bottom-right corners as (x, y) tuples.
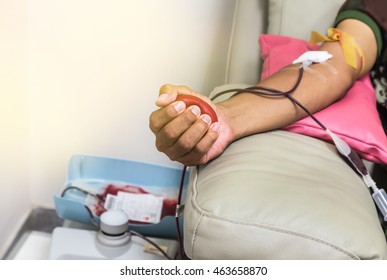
(259, 34), (387, 164)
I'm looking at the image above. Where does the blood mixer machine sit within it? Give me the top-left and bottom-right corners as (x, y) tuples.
(50, 154), (189, 259)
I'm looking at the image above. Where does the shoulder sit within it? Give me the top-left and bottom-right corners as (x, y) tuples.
(335, 0), (385, 56)
(335, 1), (387, 110)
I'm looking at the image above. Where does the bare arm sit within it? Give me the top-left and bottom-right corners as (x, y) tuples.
(149, 19), (378, 166)
(220, 19), (377, 141)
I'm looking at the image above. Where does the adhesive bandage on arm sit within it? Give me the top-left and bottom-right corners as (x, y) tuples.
(291, 50), (337, 83)
(310, 28), (365, 73)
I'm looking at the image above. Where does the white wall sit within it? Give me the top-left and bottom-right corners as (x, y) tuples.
(27, 0), (236, 207)
(0, 0), (31, 257)
(0, 0), (237, 256)
(226, 0), (267, 84)
(0, 0), (236, 256)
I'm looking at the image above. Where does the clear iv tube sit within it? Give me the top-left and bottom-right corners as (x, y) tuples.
(210, 63), (387, 222)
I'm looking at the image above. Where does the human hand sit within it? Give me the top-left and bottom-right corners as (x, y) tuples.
(149, 84), (232, 166)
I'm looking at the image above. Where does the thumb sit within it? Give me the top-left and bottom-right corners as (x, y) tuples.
(156, 84), (195, 107)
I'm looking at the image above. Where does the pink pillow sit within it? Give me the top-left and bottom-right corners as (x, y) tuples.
(259, 34), (387, 164)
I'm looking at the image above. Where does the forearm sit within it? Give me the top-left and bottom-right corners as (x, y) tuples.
(218, 20), (377, 142)
(218, 44), (354, 141)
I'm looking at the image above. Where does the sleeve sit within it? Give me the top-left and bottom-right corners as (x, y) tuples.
(334, 0), (385, 56)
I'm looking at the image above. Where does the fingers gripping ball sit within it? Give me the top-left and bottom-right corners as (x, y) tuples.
(176, 94), (218, 122)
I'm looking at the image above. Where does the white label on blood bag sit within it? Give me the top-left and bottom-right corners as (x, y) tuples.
(115, 192), (163, 224)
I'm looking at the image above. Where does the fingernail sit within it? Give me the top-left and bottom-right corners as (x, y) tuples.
(210, 122), (220, 132)
(157, 94), (169, 103)
(190, 105), (200, 117)
(173, 101), (185, 113)
(201, 114), (211, 125)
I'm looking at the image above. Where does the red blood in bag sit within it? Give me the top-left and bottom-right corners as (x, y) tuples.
(175, 94), (218, 122)
(94, 184), (177, 224)
(102, 184), (148, 196)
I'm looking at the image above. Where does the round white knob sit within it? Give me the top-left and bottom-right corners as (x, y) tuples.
(100, 210), (129, 235)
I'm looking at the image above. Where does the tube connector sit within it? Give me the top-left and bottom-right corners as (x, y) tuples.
(372, 188), (387, 222)
(362, 174), (378, 193)
(363, 174), (387, 222)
